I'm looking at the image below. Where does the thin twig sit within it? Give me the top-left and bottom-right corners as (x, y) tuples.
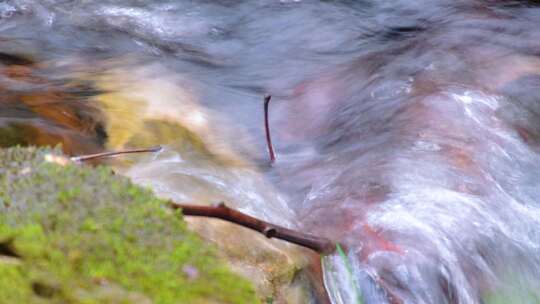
(263, 94), (276, 164)
(171, 201), (336, 254)
(71, 146), (162, 162)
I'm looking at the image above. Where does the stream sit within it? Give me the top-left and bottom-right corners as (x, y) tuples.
(2, 0), (540, 303)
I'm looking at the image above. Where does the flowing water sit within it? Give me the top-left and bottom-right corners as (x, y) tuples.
(2, 0), (540, 303)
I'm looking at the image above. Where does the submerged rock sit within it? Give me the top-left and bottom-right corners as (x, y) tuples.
(0, 53), (107, 155)
(0, 146), (258, 303)
(94, 65), (254, 166)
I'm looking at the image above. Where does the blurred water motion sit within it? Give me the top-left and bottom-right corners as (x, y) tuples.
(2, 0), (540, 303)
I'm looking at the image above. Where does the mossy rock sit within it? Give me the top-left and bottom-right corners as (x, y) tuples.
(0, 147), (259, 304)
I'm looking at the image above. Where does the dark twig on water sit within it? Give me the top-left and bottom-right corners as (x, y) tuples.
(71, 146), (162, 162)
(171, 201), (336, 254)
(263, 94), (276, 164)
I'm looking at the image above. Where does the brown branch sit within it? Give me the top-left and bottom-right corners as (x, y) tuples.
(71, 146), (162, 162)
(171, 201), (336, 254)
(263, 94), (276, 164)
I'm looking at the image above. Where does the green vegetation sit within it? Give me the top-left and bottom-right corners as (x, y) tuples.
(0, 147), (259, 303)
(482, 273), (540, 304)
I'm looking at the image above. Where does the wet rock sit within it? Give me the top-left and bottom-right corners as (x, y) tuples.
(94, 65), (254, 166)
(0, 54), (107, 155)
(187, 218), (311, 303)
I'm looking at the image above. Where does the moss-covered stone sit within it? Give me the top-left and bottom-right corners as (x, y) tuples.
(0, 146), (259, 304)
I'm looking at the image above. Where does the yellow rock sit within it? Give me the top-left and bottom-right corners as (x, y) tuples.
(95, 65), (252, 167)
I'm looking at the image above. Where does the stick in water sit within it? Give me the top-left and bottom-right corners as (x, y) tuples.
(264, 94), (276, 163)
(71, 146), (163, 162)
(171, 201), (336, 254)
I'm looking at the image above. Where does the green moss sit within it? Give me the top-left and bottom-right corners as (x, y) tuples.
(0, 146), (259, 304)
(481, 272), (540, 304)
(0, 123), (31, 147)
